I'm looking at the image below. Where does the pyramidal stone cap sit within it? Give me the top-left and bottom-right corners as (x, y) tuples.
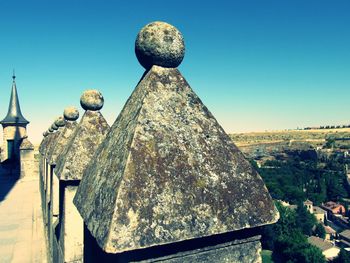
(20, 136), (34, 150)
(55, 91), (109, 180)
(135, 21), (185, 69)
(39, 132), (50, 154)
(74, 22), (279, 254)
(64, 106), (79, 121)
(48, 109), (80, 165)
(45, 125), (62, 157)
(80, 90), (104, 111)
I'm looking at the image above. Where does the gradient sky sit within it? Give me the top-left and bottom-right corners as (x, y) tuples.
(0, 0), (349, 143)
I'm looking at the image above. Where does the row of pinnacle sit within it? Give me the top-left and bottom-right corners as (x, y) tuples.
(43, 21), (184, 135)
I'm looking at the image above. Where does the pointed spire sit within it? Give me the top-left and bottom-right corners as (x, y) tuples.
(0, 73), (29, 125)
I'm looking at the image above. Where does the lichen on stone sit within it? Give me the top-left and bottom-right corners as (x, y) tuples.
(55, 110), (110, 181)
(73, 65), (279, 254)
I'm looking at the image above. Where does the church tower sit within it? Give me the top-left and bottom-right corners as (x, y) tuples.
(0, 73), (29, 161)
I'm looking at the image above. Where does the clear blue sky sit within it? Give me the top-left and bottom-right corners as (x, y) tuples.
(0, 0), (349, 143)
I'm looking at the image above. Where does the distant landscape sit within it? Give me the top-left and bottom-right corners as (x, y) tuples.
(230, 127), (350, 262)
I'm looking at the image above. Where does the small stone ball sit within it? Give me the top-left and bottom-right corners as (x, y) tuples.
(80, 90), (104, 111)
(43, 131), (49, 137)
(55, 116), (65, 127)
(51, 123), (58, 130)
(48, 128), (54, 133)
(135, 21), (185, 69)
(64, 106), (79, 121)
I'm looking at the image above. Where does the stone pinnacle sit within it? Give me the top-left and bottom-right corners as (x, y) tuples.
(55, 116), (65, 127)
(135, 21), (185, 69)
(63, 106), (79, 121)
(80, 90), (104, 111)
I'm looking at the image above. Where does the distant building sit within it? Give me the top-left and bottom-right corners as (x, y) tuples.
(313, 206), (327, 222)
(0, 74), (29, 161)
(307, 236), (340, 260)
(338, 230), (350, 248)
(322, 201), (346, 216)
(304, 199), (313, 214)
(324, 225), (336, 241)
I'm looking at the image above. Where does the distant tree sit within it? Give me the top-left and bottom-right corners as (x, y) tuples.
(273, 229), (326, 263)
(314, 223), (326, 239)
(296, 204), (317, 236)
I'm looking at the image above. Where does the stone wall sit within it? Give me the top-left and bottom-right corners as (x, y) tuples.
(2, 125), (26, 161)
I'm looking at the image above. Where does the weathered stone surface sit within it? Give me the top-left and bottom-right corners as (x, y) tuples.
(47, 121), (78, 165)
(51, 123), (58, 131)
(135, 21), (185, 69)
(54, 116), (65, 127)
(80, 90), (104, 111)
(64, 106), (79, 121)
(45, 130), (61, 157)
(74, 65), (279, 253)
(55, 110), (109, 181)
(49, 128), (54, 133)
(20, 136), (34, 150)
(138, 237), (262, 263)
(40, 135), (49, 155)
(39, 133), (51, 154)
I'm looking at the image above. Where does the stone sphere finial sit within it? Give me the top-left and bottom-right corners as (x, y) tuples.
(64, 106), (79, 121)
(135, 21), (185, 69)
(55, 116), (65, 127)
(80, 90), (104, 111)
(49, 128), (54, 133)
(51, 123), (58, 130)
(43, 131), (49, 137)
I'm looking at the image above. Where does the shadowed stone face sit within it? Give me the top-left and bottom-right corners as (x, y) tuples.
(55, 116), (65, 127)
(135, 21), (185, 69)
(74, 66), (279, 254)
(51, 123), (58, 130)
(48, 121), (78, 165)
(54, 110), (110, 180)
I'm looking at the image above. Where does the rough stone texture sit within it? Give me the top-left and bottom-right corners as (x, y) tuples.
(74, 66), (279, 253)
(20, 137), (34, 150)
(39, 133), (52, 155)
(51, 123), (58, 131)
(54, 116), (65, 127)
(138, 237), (262, 263)
(80, 90), (104, 111)
(47, 121), (78, 165)
(20, 147), (36, 178)
(135, 21), (185, 69)
(64, 106), (79, 121)
(44, 131), (61, 157)
(55, 110), (109, 181)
